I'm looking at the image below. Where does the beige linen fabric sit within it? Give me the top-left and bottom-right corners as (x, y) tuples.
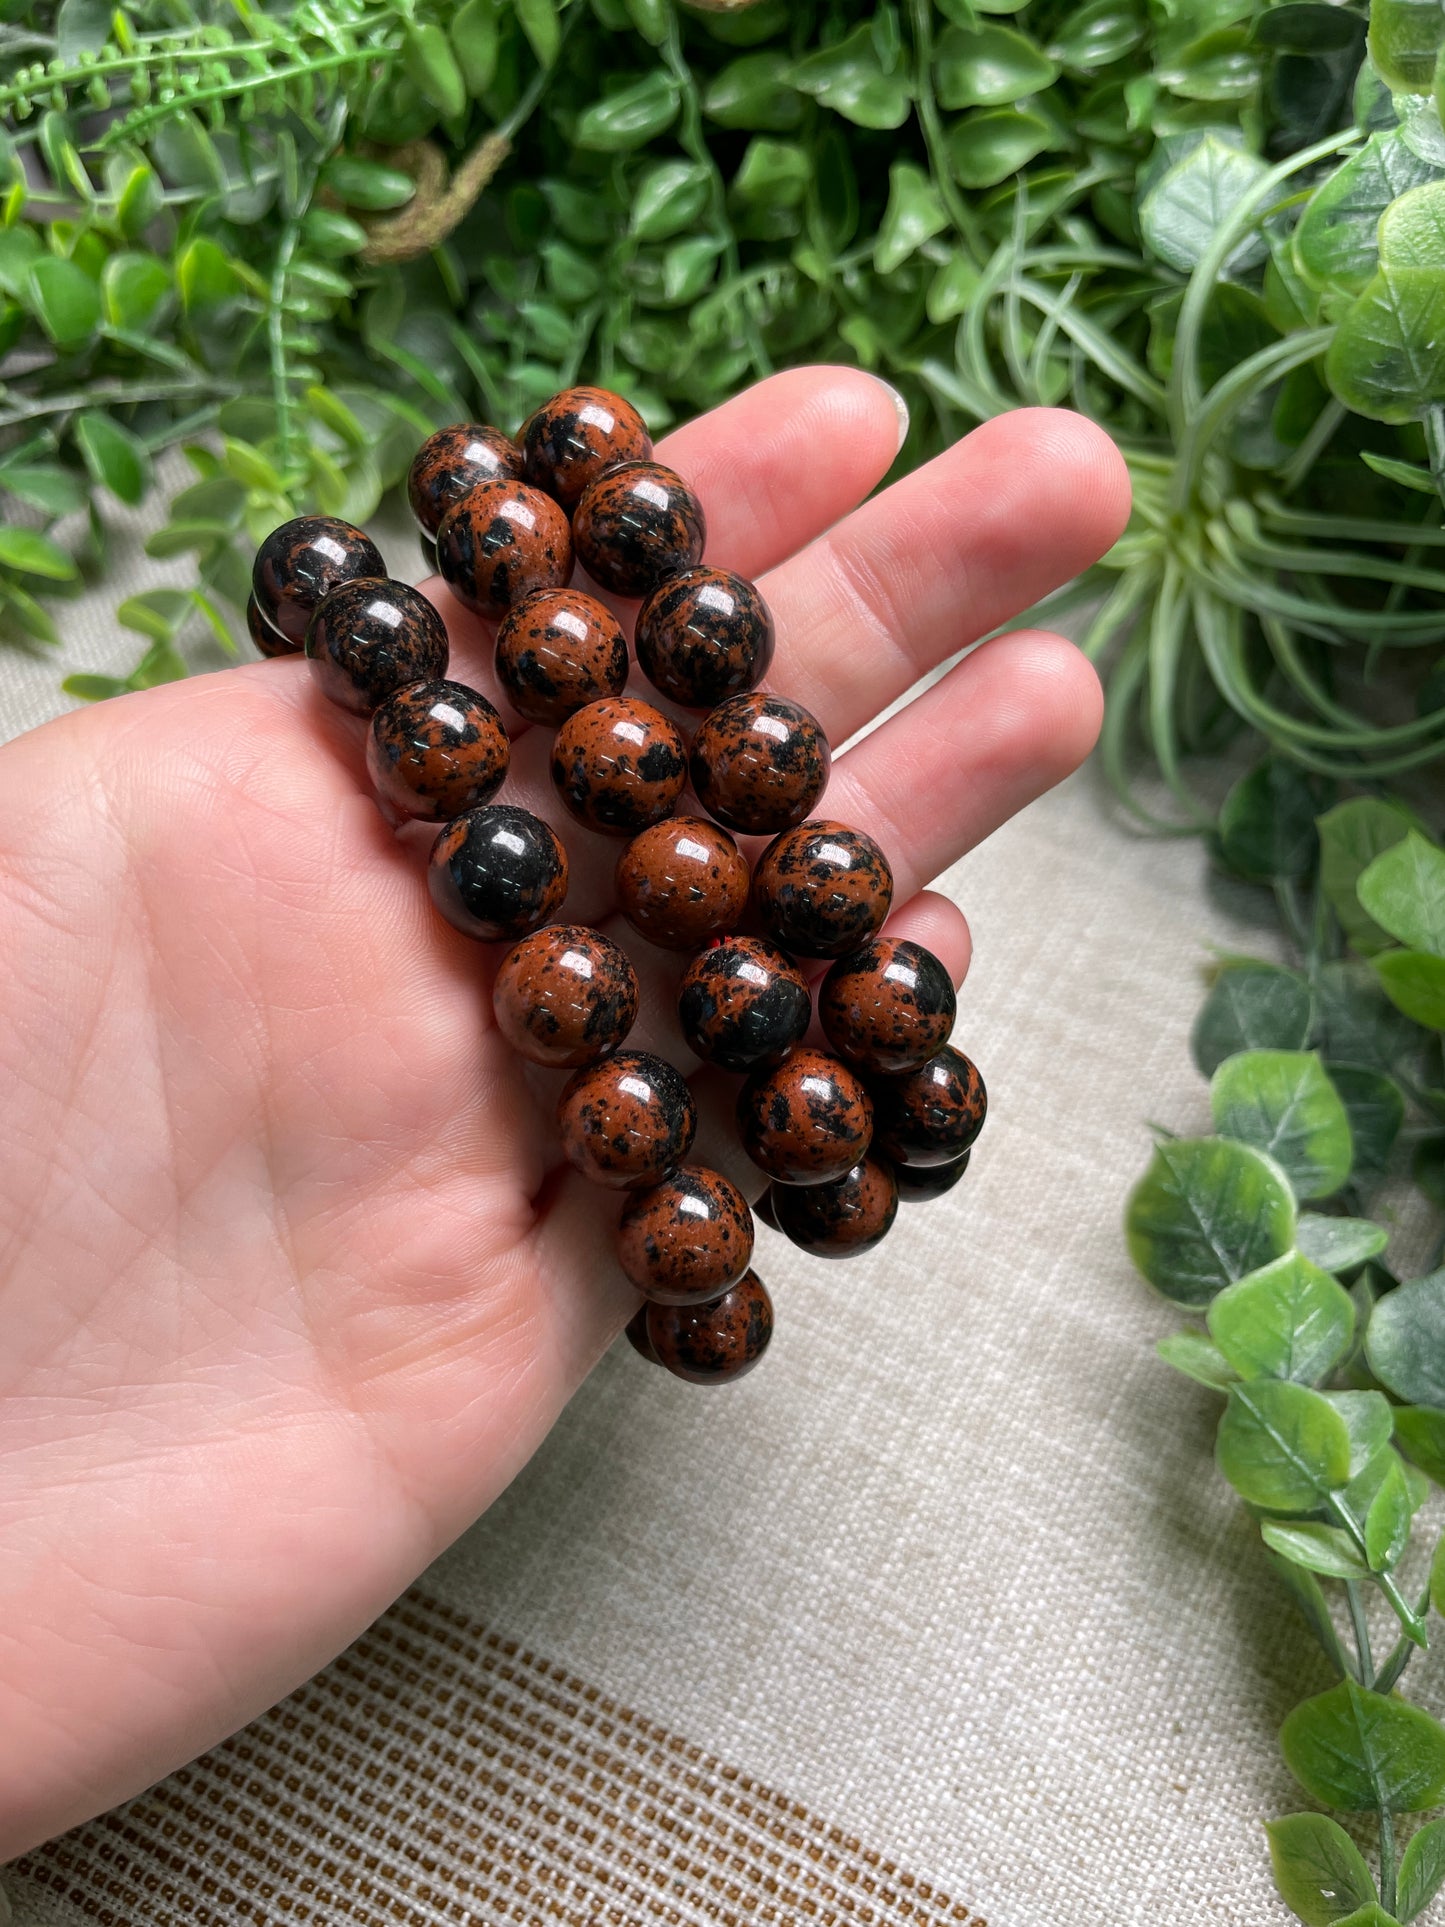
(2, 504), (1439, 1926)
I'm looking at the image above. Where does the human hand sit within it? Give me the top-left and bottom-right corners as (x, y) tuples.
(0, 369), (1128, 1856)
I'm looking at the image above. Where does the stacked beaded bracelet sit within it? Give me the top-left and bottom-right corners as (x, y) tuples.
(246, 386), (987, 1390)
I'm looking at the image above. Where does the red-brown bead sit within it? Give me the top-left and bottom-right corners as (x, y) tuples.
(557, 1049), (697, 1190)
(573, 461), (705, 599)
(615, 816), (749, 951)
(522, 386), (652, 510)
(616, 1165), (754, 1304)
(645, 1270), (773, 1384)
(494, 588), (628, 727)
(550, 696), (689, 836)
(737, 1046), (874, 1186)
(635, 567), (774, 710)
(492, 924), (638, 1068)
(366, 679), (510, 822)
(771, 1156), (898, 1259)
(436, 479), (573, 618)
(752, 820), (893, 959)
(407, 424), (523, 538)
(690, 693), (830, 836)
(819, 938), (956, 1075)
(870, 1047), (987, 1168)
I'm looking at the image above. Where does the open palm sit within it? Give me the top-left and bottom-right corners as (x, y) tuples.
(0, 369), (1128, 1858)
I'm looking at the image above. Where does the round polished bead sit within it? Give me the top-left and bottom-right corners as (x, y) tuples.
(635, 567), (774, 710)
(573, 461), (705, 599)
(645, 1270), (773, 1385)
(737, 1046), (874, 1187)
(550, 696), (689, 836)
(819, 938), (956, 1075)
(752, 819), (893, 959)
(772, 1156), (898, 1259)
(305, 577), (449, 715)
(690, 693), (830, 836)
(892, 1147), (971, 1203)
(428, 803), (568, 942)
(494, 588), (628, 727)
(522, 385), (652, 510)
(558, 1048), (697, 1190)
(616, 1165), (754, 1304)
(616, 816), (749, 951)
(436, 479), (573, 618)
(624, 1304), (660, 1364)
(871, 1046), (987, 1167)
(246, 593), (294, 658)
(366, 678), (509, 822)
(676, 935), (811, 1072)
(407, 423), (523, 538)
(252, 515), (385, 647)
(492, 924), (638, 1068)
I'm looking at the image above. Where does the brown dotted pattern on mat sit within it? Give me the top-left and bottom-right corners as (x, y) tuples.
(15, 1590), (985, 1927)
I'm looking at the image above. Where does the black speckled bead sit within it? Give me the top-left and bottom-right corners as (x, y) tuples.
(558, 1048), (697, 1190)
(247, 593), (295, 658)
(645, 1270), (773, 1384)
(305, 577), (449, 715)
(366, 678), (509, 822)
(252, 515), (385, 647)
(616, 1165), (755, 1304)
(871, 1046), (987, 1167)
(572, 461), (705, 599)
(436, 478), (573, 618)
(550, 696), (689, 836)
(690, 694), (830, 836)
(635, 568), (775, 710)
(752, 820), (893, 959)
(737, 1046), (874, 1187)
(819, 938), (957, 1075)
(892, 1148), (971, 1203)
(616, 816), (750, 951)
(677, 935), (811, 1072)
(772, 1156), (898, 1259)
(407, 424), (523, 538)
(427, 803), (568, 942)
(494, 588), (628, 727)
(522, 386), (652, 511)
(492, 924), (638, 1069)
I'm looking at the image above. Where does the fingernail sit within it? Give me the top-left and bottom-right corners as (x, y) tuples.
(871, 374), (910, 453)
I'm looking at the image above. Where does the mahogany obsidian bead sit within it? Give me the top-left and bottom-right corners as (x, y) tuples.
(494, 588), (628, 727)
(305, 577), (449, 716)
(427, 803), (568, 942)
(550, 696), (689, 836)
(522, 385), (652, 511)
(752, 820), (894, 959)
(557, 1048), (697, 1190)
(572, 461), (705, 599)
(615, 816), (749, 952)
(492, 924), (638, 1069)
(772, 1156), (898, 1259)
(616, 1165), (755, 1305)
(870, 1046), (987, 1168)
(246, 593), (294, 658)
(645, 1270), (773, 1384)
(737, 1046), (874, 1187)
(677, 935), (811, 1072)
(436, 478), (573, 618)
(690, 693), (830, 836)
(819, 938), (957, 1076)
(635, 567), (775, 710)
(407, 424), (523, 538)
(252, 515), (385, 647)
(366, 679), (510, 824)
(892, 1147), (971, 1203)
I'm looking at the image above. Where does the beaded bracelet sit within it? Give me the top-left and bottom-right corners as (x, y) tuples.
(246, 387), (987, 1390)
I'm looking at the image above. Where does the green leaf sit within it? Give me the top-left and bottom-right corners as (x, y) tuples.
(63, 673), (127, 703)
(1282, 1679), (1445, 1812)
(927, 254), (983, 323)
(1269, 1550), (1360, 1675)
(934, 22), (1059, 107)
(0, 528), (76, 579)
(1433, 1531), (1445, 1616)
(322, 157), (417, 211)
(1372, 950), (1445, 1028)
(176, 238), (242, 315)
(1395, 1407), (1445, 1485)
(1315, 961), (1424, 1082)
(124, 636), (187, 689)
(875, 162), (948, 274)
(1379, 179), (1445, 269)
(1211, 1050), (1354, 1201)
(101, 250), (170, 334)
(1371, 0), (1445, 91)
(733, 138), (810, 205)
(1140, 135), (1269, 275)
(791, 26), (914, 129)
(1358, 832), (1445, 957)
(1217, 1379), (1353, 1508)
(1296, 1215), (1390, 1274)
(1210, 1250), (1356, 1382)
(1219, 760), (1322, 881)
(1361, 450), (1438, 493)
(704, 52), (804, 130)
(74, 412), (150, 506)
(305, 386), (367, 452)
(575, 73), (681, 150)
(516, 0), (561, 69)
(1365, 1456), (1412, 1570)
(1261, 1521), (1372, 1580)
(1397, 1818), (1445, 1923)
(1192, 963), (1315, 1076)
(1126, 1136), (1297, 1306)
(1318, 800), (1419, 956)
(0, 463), (85, 517)
(1328, 267), (1445, 424)
(450, 0), (500, 97)
(1367, 1272), (1445, 1405)
(1266, 1812), (1378, 1925)
(1157, 1329), (1239, 1388)
(946, 106), (1054, 188)
(1296, 133), (1441, 296)
(1329, 1391), (1397, 1479)
(1049, 0), (1146, 69)
(631, 160), (712, 242)
(26, 256), (100, 348)
(403, 22), (466, 117)
(116, 589), (190, 640)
